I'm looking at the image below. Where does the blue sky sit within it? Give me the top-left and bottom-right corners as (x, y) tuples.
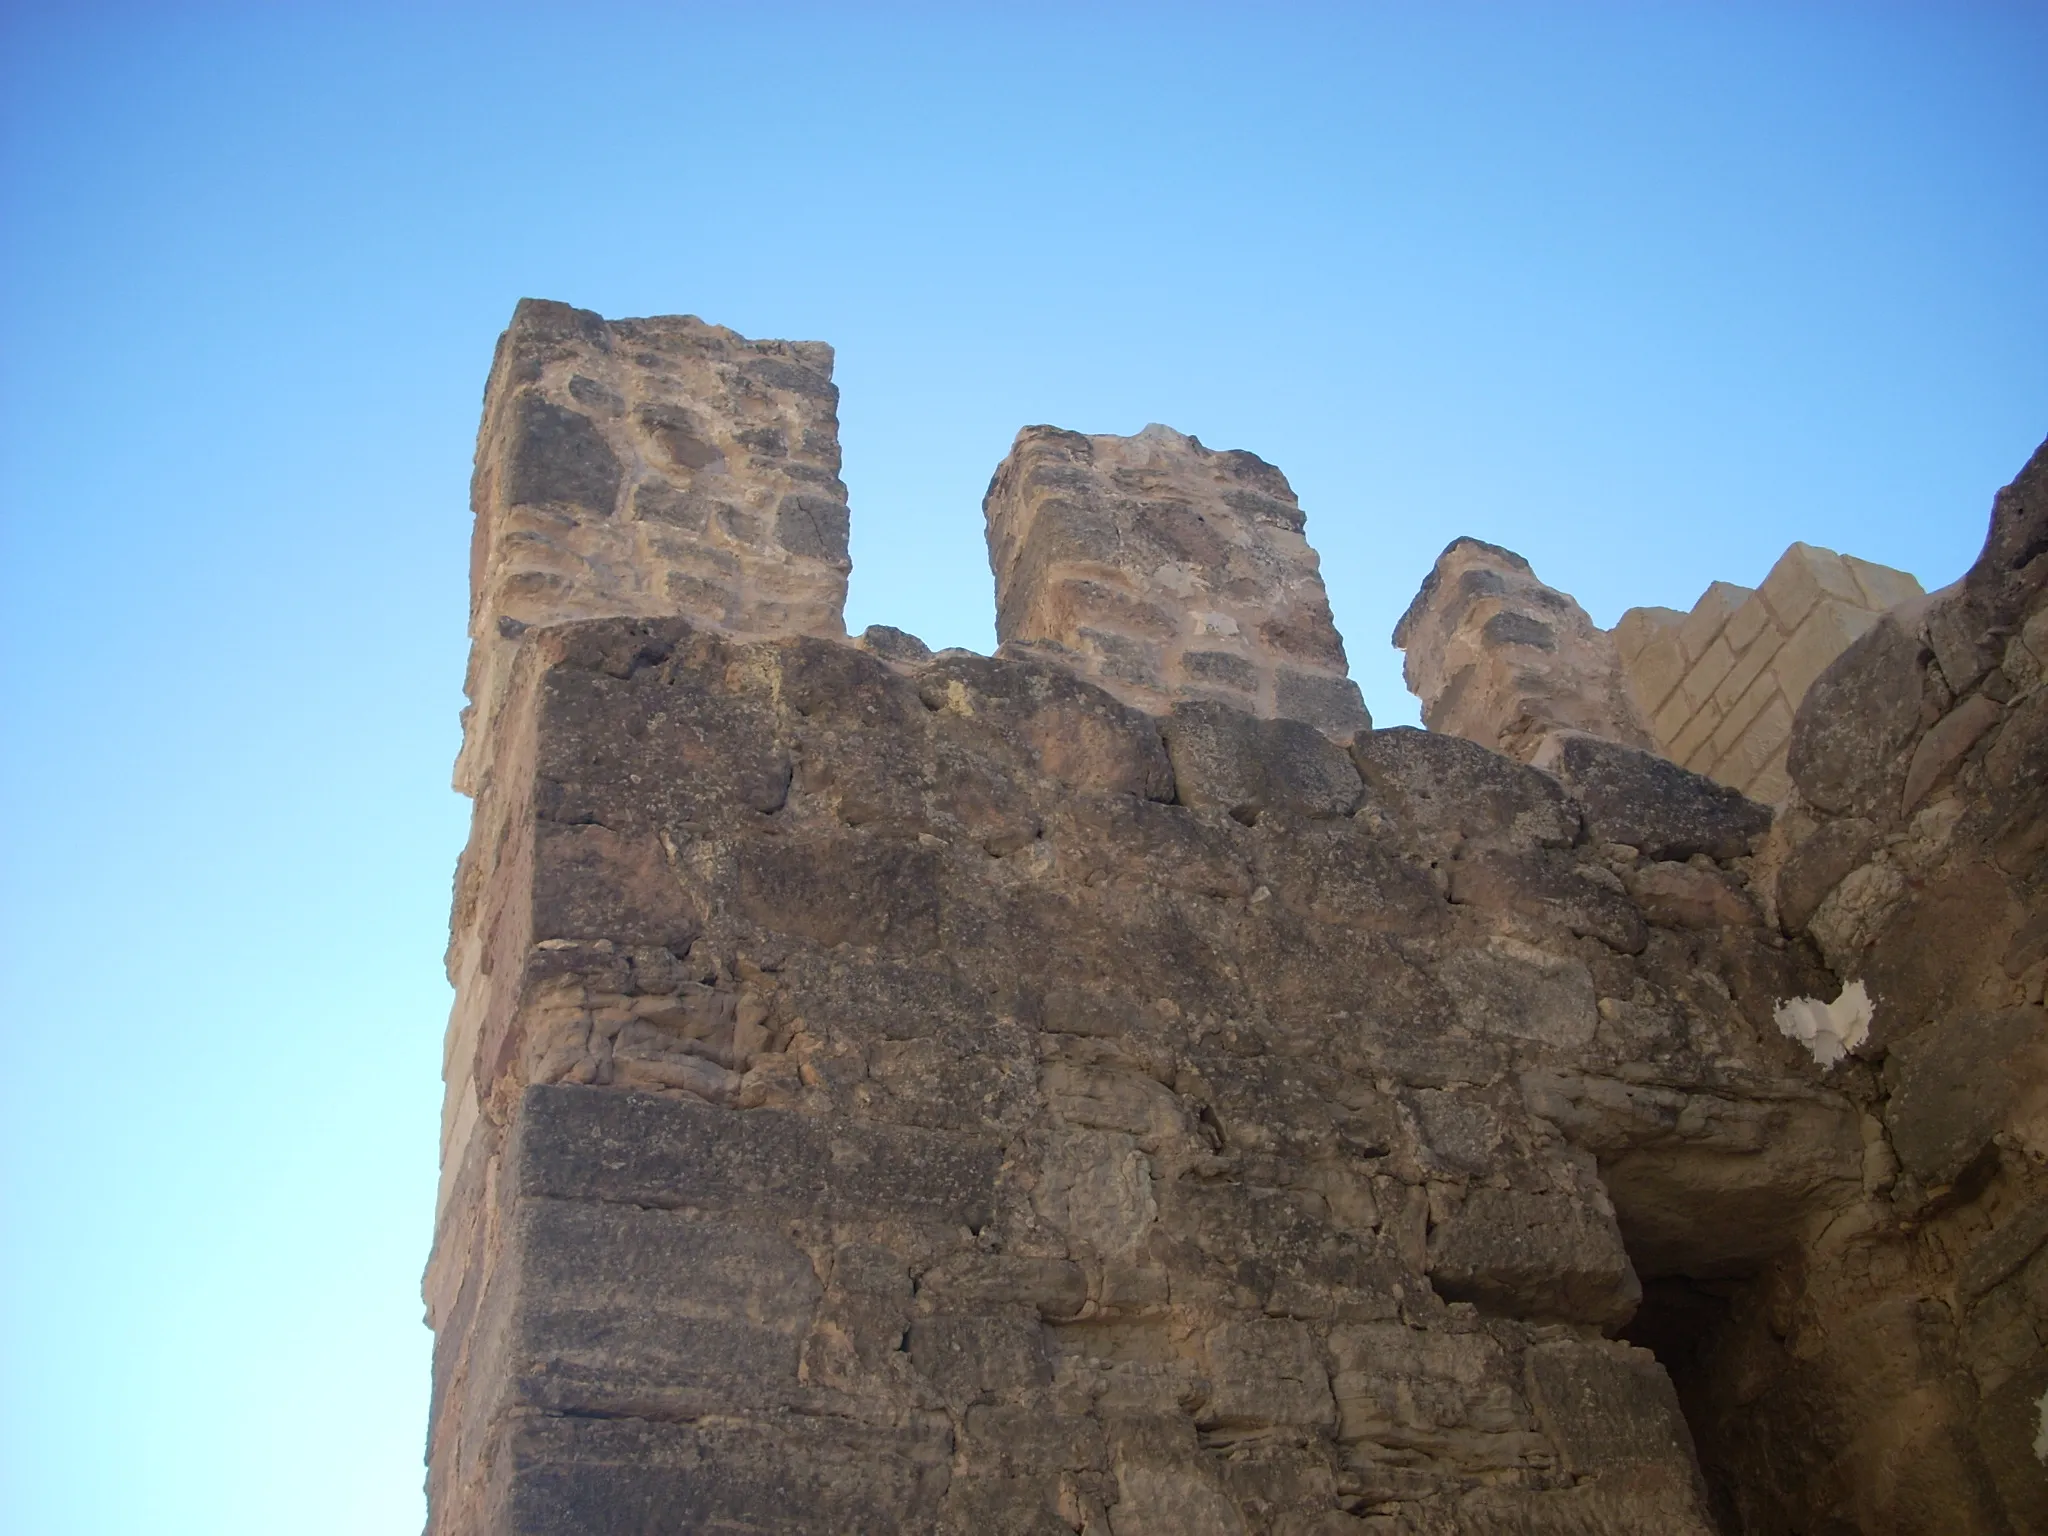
(1, 4), (2042, 1532)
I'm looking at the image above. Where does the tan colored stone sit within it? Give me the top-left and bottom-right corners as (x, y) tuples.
(1758, 541), (1863, 631)
(1628, 632), (1688, 717)
(1677, 635), (1738, 714)
(1709, 668), (1781, 763)
(1713, 694), (1796, 792)
(1713, 626), (1781, 713)
(1844, 553), (1924, 612)
(1776, 598), (1881, 703)
(1677, 580), (1753, 663)
(1614, 604), (1685, 664)
(1723, 591), (1777, 655)
(985, 424), (1367, 736)
(1394, 539), (1654, 761)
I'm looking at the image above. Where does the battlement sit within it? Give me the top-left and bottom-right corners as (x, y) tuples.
(426, 302), (2048, 1536)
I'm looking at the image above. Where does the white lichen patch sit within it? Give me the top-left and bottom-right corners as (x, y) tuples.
(1774, 979), (1873, 1068)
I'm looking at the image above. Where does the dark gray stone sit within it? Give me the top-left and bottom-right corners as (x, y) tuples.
(858, 623), (933, 662)
(513, 1084), (1002, 1229)
(1273, 668), (1372, 738)
(1482, 611), (1557, 650)
(1884, 1007), (2047, 1186)
(1545, 733), (1771, 860)
(1162, 699), (1362, 822)
(498, 1410), (951, 1535)
(503, 393), (622, 514)
(1776, 816), (1881, 934)
(1351, 726), (1581, 850)
(1785, 613), (1930, 820)
(775, 490), (852, 566)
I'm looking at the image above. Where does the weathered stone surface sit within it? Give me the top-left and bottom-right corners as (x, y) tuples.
(431, 314), (2048, 1536)
(1394, 537), (1655, 763)
(1784, 610), (1931, 820)
(985, 423), (1369, 736)
(1884, 1007), (2048, 1186)
(457, 299), (852, 796)
(1536, 732), (1773, 861)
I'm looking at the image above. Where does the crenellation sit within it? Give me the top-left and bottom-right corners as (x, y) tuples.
(1393, 537), (1657, 763)
(984, 422), (1370, 738)
(426, 301), (2047, 1536)
(455, 299), (853, 797)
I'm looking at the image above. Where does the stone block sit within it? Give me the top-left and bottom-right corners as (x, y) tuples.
(1775, 598), (1881, 705)
(1722, 590), (1777, 655)
(1677, 581), (1753, 663)
(1707, 668), (1779, 763)
(910, 1314), (1052, 1403)
(1776, 816), (1881, 934)
(1844, 553), (1924, 612)
(984, 422), (1362, 733)
(1273, 667), (1372, 738)
(1785, 611), (1929, 818)
(1758, 541), (1863, 632)
(1348, 727), (1581, 851)
(1712, 624), (1781, 712)
(1884, 1007), (2048, 1186)
(1613, 604), (1684, 665)
(1162, 699), (1362, 821)
(1626, 632), (1687, 716)
(1712, 694), (1795, 794)
(1525, 1338), (1705, 1486)
(1676, 636), (1737, 715)
(502, 1196), (820, 1418)
(1665, 703), (1721, 775)
(512, 1084), (1002, 1229)
(1199, 1320), (1337, 1431)
(1427, 1186), (1641, 1328)
(493, 1409), (951, 1534)
(1538, 733), (1772, 860)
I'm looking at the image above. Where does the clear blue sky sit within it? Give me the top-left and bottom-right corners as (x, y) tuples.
(1, 4), (2041, 1532)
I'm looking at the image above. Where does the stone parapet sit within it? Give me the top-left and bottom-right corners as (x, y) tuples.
(983, 423), (1370, 737)
(1617, 543), (1922, 804)
(454, 299), (852, 796)
(429, 302), (2047, 1536)
(1393, 537), (1656, 762)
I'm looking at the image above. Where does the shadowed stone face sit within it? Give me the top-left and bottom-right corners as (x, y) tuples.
(984, 423), (1370, 738)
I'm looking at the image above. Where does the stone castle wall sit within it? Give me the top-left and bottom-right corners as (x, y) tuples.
(426, 301), (2047, 1535)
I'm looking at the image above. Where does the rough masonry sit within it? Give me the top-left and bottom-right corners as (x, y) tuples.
(426, 301), (2047, 1535)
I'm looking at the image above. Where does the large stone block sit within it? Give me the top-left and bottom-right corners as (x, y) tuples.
(1536, 732), (1772, 861)
(491, 1410), (952, 1535)
(513, 1084), (1003, 1229)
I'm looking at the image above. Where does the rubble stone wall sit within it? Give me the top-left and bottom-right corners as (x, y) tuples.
(1391, 538), (1656, 764)
(1616, 544), (1923, 805)
(985, 424), (1370, 738)
(427, 302), (2048, 1535)
(455, 299), (853, 798)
